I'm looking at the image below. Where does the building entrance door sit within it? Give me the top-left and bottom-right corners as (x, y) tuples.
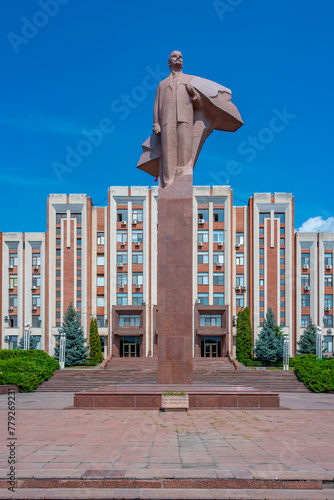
(123, 342), (137, 357)
(201, 337), (221, 357)
(120, 336), (140, 357)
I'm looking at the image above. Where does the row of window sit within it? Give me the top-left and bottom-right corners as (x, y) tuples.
(301, 315), (334, 328)
(301, 295), (333, 308)
(198, 231), (225, 243)
(198, 273), (225, 285)
(301, 254), (333, 266)
(198, 252), (224, 264)
(117, 209), (143, 223)
(198, 209), (224, 222)
(8, 254), (41, 267)
(259, 213), (285, 223)
(56, 213), (82, 224)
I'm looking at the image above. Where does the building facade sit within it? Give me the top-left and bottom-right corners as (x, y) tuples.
(1, 186), (333, 358)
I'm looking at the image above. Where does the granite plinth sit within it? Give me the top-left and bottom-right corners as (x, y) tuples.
(73, 385), (280, 409)
(157, 175), (194, 384)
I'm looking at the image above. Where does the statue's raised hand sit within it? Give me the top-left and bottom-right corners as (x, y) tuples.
(186, 83), (196, 97)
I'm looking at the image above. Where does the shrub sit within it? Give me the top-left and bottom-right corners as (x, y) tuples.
(296, 323), (317, 355)
(0, 350), (59, 392)
(254, 308), (282, 365)
(236, 307), (253, 364)
(54, 303), (88, 366)
(292, 354), (334, 392)
(88, 318), (103, 365)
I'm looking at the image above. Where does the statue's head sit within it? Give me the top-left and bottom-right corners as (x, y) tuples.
(168, 51), (183, 70)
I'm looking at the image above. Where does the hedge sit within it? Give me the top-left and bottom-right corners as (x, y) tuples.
(0, 350), (59, 392)
(292, 354), (334, 392)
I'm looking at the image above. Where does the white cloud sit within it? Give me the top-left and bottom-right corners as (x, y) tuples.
(297, 216), (334, 233)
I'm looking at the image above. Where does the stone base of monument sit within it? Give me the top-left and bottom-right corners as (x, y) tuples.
(73, 385), (279, 410)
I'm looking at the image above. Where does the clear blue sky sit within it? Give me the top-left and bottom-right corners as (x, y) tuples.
(1, 0), (333, 232)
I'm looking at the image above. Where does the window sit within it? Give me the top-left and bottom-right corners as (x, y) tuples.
(97, 275), (105, 287)
(117, 293), (127, 305)
(117, 209), (128, 222)
(77, 239), (82, 246)
(8, 316), (17, 328)
(200, 314), (221, 327)
(132, 231), (143, 243)
(119, 314), (140, 327)
(97, 296), (105, 307)
(259, 248), (264, 256)
(280, 249), (285, 256)
(213, 252), (224, 264)
(301, 295), (310, 308)
(280, 301), (285, 309)
(260, 290), (264, 297)
(32, 295), (40, 307)
(9, 295), (18, 307)
(280, 227), (285, 235)
(132, 209), (143, 222)
(325, 254), (333, 266)
(8, 335), (18, 349)
(259, 238), (264, 246)
(280, 269), (285, 276)
(280, 213), (285, 223)
(9, 275), (18, 287)
(56, 227), (61, 235)
(133, 293), (143, 305)
(198, 293), (208, 305)
(236, 296), (244, 307)
(259, 279), (264, 286)
(77, 280), (81, 287)
(97, 255), (105, 266)
(280, 311), (285, 318)
(236, 253), (244, 265)
(97, 315), (106, 328)
(198, 273), (209, 285)
(77, 227), (81, 235)
(260, 300), (264, 307)
(77, 249), (82, 257)
(280, 238), (285, 246)
(259, 213), (264, 223)
(325, 295), (333, 309)
(198, 230), (208, 243)
(301, 253), (310, 266)
(325, 275), (332, 287)
(213, 231), (224, 244)
(32, 254), (41, 266)
(280, 258), (285, 265)
(236, 232), (244, 245)
(213, 273), (224, 285)
(259, 258), (264, 265)
(32, 316), (41, 328)
(324, 316), (333, 328)
(260, 311), (264, 318)
(236, 274), (244, 286)
(259, 227), (264, 235)
(280, 290), (285, 297)
(198, 252), (209, 264)
(56, 280), (61, 288)
(117, 273), (128, 286)
(78, 290), (82, 298)
(56, 238), (61, 246)
(213, 209), (224, 222)
(56, 249), (61, 256)
(117, 231), (127, 243)
(56, 291), (60, 298)
(56, 213), (66, 223)
(56, 259), (61, 267)
(259, 269), (264, 276)
(56, 311), (60, 318)
(280, 279), (285, 286)
(132, 273), (143, 285)
(301, 315), (310, 327)
(56, 270), (61, 277)
(97, 232), (105, 245)
(71, 213), (82, 224)
(33, 336), (41, 349)
(117, 252), (128, 264)
(132, 252), (143, 264)
(213, 293), (224, 305)
(77, 301), (82, 310)
(324, 336), (333, 353)
(198, 209), (209, 222)
(9, 254), (18, 267)
(77, 270), (81, 277)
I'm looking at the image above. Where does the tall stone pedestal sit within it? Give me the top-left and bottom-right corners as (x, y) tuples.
(157, 175), (193, 384)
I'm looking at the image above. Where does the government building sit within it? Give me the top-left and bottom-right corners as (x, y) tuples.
(1, 185), (333, 358)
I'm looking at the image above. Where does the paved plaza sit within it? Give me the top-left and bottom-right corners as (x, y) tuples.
(1, 392), (334, 498)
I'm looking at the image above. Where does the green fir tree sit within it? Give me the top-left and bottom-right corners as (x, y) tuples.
(235, 307), (253, 364)
(17, 335), (38, 350)
(296, 322), (317, 355)
(54, 303), (88, 367)
(88, 317), (103, 365)
(254, 307), (280, 365)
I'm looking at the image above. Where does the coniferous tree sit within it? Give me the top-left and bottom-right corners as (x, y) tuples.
(254, 307), (280, 365)
(54, 303), (88, 366)
(235, 307), (253, 364)
(17, 335), (38, 350)
(296, 322), (317, 355)
(88, 317), (103, 365)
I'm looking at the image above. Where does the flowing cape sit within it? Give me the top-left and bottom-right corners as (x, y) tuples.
(136, 76), (243, 178)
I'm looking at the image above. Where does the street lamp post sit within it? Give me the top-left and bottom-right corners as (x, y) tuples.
(59, 332), (66, 369)
(283, 334), (289, 371)
(316, 326), (322, 359)
(23, 323), (30, 350)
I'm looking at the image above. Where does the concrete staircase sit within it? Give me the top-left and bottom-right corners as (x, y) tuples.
(36, 356), (309, 393)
